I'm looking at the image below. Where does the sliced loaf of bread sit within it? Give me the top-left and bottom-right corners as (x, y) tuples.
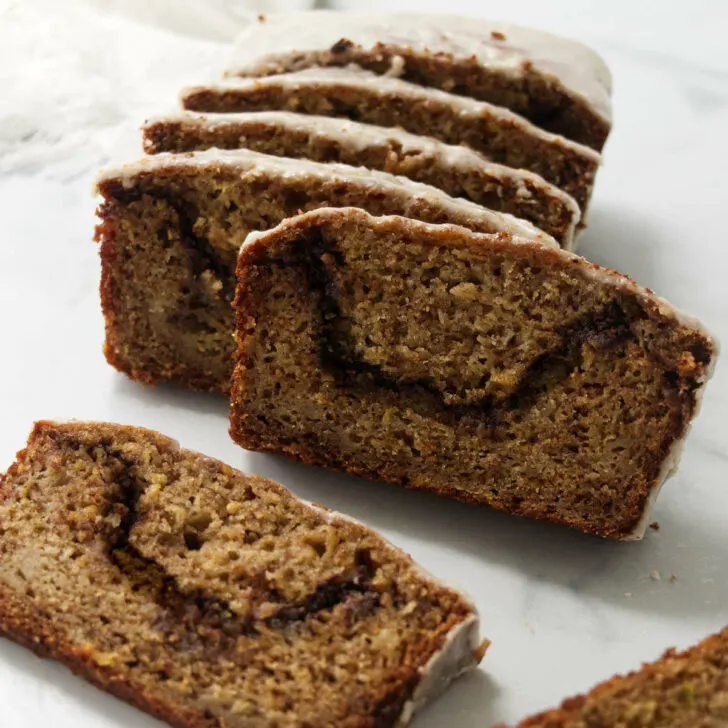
(181, 68), (601, 216)
(224, 12), (612, 151)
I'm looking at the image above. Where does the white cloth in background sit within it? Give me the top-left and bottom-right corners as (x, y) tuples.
(0, 0), (311, 179)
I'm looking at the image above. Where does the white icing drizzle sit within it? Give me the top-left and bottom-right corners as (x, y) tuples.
(241, 208), (718, 543)
(573, 267), (719, 541)
(396, 614), (484, 727)
(95, 147), (558, 245)
(145, 110), (581, 247)
(624, 331), (720, 540)
(182, 66), (601, 164)
(225, 12), (612, 123)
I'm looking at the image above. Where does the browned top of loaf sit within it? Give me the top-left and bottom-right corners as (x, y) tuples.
(0, 420), (483, 728)
(508, 627), (728, 727)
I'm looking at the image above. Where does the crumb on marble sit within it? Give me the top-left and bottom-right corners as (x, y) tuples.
(649, 521), (660, 531)
(650, 570), (662, 582)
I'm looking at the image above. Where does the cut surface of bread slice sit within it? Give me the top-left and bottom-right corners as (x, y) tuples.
(224, 12), (612, 151)
(229, 207), (717, 540)
(504, 626), (728, 727)
(143, 111), (581, 248)
(95, 148), (551, 393)
(0, 420), (484, 728)
(181, 68), (600, 215)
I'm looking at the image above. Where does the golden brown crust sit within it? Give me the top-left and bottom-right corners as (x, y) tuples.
(227, 432), (650, 540)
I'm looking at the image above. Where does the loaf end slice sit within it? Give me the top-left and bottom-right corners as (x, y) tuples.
(504, 626), (728, 727)
(224, 12), (612, 151)
(0, 420), (485, 728)
(230, 207), (717, 540)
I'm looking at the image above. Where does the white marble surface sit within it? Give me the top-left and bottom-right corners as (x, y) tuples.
(1, 1), (727, 726)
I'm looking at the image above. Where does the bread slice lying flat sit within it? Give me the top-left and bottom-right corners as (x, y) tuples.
(0, 420), (485, 728)
(503, 626), (728, 727)
(229, 207), (717, 540)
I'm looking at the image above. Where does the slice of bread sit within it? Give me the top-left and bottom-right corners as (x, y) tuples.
(503, 627), (728, 727)
(143, 111), (581, 249)
(229, 207), (717, 539)
(0, 420), (485, 728)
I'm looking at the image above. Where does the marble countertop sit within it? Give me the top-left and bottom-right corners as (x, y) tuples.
(1, 1), (727, 726)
